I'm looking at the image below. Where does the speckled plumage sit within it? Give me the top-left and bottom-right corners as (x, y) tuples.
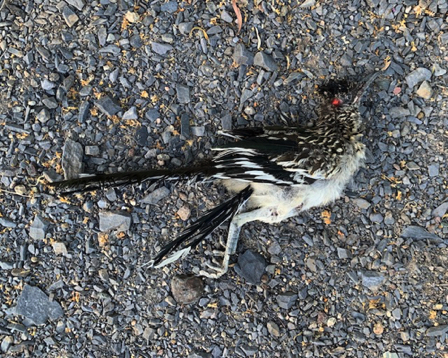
(49, 73), (379, 278)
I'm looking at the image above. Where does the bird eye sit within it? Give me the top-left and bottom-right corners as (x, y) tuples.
(332, 98), (342, 107)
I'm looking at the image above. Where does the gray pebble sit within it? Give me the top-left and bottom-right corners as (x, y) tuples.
(142, 187), (170, 205)
(178, 22), (194, 35)
(426, 325), (448, 337)
(370, 213), (383, 223)
(95, 96), (122, 116)
(389, 107), (410, 118)
(361, 271), (385, 290)
(78, 101), (90, 122)
(146, 108), (160, 122)
(276, 292), (297, 309)
(151, 42), (173, 55)
(171, 275), (204, 304)
(428, 164), (439, 177)
(161, 1), (178, 13)
(12, 285), (63, 325)
(401, 226), (441, 242)
(66, 0), (85, 11)
(254, 52), (278, 72)
(221, 10), (233, 23)
(405, 67), (431, 88)
(233, 44), (254, 66)
(122, 106), (138, 120)
(433, 202), (448, 218)
(36, 108), (50, 123)
(176, 84), (190, 104)
(29, 215), (49, 240)
(62, 6), (79, 27)
(62, 139), (84, 179)
(267, 322), (280, 337)
(42, 97), (58, 109)
(234, 250), (267, 284)
(85, 146), (100, 156)
(337, 247), (350, 259)
(98, 211), (132, 232)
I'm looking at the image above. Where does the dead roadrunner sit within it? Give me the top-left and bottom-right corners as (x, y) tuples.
(49, 73), (379, 278)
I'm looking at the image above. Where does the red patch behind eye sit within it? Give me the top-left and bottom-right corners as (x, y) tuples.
(332, 98), (342, 107)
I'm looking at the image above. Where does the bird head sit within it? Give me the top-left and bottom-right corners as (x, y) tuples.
(318, 72), (379, 110)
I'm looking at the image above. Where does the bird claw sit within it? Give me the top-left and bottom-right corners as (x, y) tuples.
(199, 261), (228, 278)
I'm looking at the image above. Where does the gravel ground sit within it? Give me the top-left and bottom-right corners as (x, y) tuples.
(1, 0), (448, 357)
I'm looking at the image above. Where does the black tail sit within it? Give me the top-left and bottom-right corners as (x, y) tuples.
(48, 163), (218, 194)
(150, 185), (253, 268)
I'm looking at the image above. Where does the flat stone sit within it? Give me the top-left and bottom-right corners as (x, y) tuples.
(66, 0), (85, 11)
(176, 84), (190, 104)
(0, 217), (16, 228)
(171, 275), (203, 304)
(432, 63), (446, 76)
(254, 51), (278, 72)
(416, 81), (433, 99)
(136, 126), (149, 146)
(389, 107), (410, 118)
(130, 35), (143, 48)
(191, 126), (205, 136)
(85, 146), (100, 156)
(428, 164), (439, 177)
(122, 106), (138, 120)
(180, 113), (190, 138)
(98, 211), (132, 232)
(151, 42), (173, 55)
(78, 101), (90, 122)
(52, 242), (68, 256)
(178, 22), (194, 35)
(177, 206), (191, 221)
(42, 97), (58, 109)
(401, 226), (442, 242)
(221, 10), (233, 23)
(361, 271), (385, 290)
(433, 202), (448, 218)
(146, 108), (160, 121)
(95, 96), (121, 116)
(426, 325), (448, 337)
(405, 67), (431, 88)
(233, 44), (254, 66)
(62, 6), (79, 27)
(161, 0), (177, 13)
(62, 139), (83, 179)
(353, 198), (370, 209)
(29, 215), (49, 240)
(41, 79), (56, 90)
(13, 285), (63, 325)
(337, 247), (350, 259)
(234, 250), (267, 284)
(142, 186), (170, 205)
(36, 108), (50, 123)
(267, 321), (281, 337)
(276, 292), (298, 309)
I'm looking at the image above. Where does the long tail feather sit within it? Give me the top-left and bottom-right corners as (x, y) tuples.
(150, 185), (253, 268)
(48, 164), (217, 194)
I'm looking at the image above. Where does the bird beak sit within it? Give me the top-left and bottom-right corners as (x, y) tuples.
(352, 72), (380, 105)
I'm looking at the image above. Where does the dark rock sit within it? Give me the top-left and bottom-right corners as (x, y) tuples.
(136, 126), (149, 146)
(29, 215), (49, 240)
(95, 96), (122, 116)
(254, 51), (278, 72)
(151, 42), (173, 55)
(66, 0), (85, 11)
(176, 84), (190, 104)
(433, 202), (448, 218)
(146, 108), (160, 121)
(61, 6), (79, 27)
(234, 250), (267, 284)
(178, 22), (194, 35)
(171, 275), (204, 304)
(142, 187), (170, 204)
(42, 97), (58, 109)
(233, 44), (254, 66)
(276, 292), (298, 309)
(180, 113), (190, 138)
(405, 67), (431, 88)
(122, 106), (138, 120)
(361, 271), (385, 290)
(426, 325), (448, 337)
(62, 139), (84, 179)
(98, 211), (132, 232)
(13, 285), (63, 325)
(401, 226), (442, 242)
(36, 108), (50, 123)
(78, 101), (90, 122)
